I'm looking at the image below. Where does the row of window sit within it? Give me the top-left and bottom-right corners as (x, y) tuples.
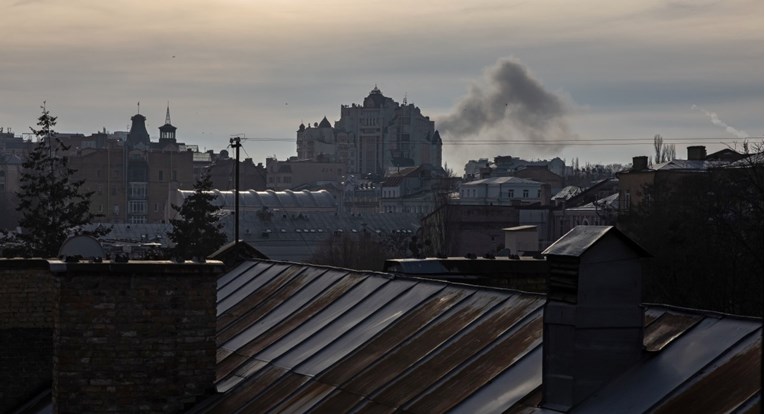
(460, 188), (540, 199)
(95, 169), (178, 181)
(383, 205), (429, 213)
(95, 202), (164, 215)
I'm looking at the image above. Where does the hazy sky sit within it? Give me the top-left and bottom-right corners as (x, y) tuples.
(1, 0), (762, 170)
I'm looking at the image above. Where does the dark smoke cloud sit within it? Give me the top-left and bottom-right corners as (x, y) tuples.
(439, 58), (572, 150)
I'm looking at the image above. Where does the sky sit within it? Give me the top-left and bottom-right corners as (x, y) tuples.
(1, 0), (762, 171)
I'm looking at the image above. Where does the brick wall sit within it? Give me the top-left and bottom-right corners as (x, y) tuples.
(0, 259), (55, 413)
(51, 261), (222, 413)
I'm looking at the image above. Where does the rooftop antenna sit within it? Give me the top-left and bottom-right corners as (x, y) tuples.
(403, 92), (408, 105)
(137, 101), (140, 115)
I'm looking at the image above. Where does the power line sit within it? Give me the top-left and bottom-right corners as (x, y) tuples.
(232, 136), (762, 147)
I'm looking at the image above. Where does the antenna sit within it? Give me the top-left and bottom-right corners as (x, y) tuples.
(137, 101), (140, 115)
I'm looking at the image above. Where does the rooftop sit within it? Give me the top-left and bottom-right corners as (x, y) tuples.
(198, 258), (761, 413)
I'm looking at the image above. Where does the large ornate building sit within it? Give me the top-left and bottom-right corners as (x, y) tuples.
(65, 107), (196, 224)
(296, 86), (442, 177)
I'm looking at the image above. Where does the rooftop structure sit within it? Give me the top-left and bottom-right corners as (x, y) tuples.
(2, 226), (761, 413)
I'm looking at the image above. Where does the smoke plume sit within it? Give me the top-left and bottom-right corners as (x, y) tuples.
(438, 58), (572, 150)
(692, 105), (749, 139)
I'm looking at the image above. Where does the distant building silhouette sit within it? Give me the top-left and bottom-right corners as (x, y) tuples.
(297, 86), (442, 176)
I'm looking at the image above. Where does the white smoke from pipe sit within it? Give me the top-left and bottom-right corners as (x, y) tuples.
(691, 105), (749, 139)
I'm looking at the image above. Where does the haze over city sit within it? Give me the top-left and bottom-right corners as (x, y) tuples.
(1, 0), (762, 169)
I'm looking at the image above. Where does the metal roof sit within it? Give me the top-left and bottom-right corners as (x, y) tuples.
(177, 189), (338, 210)
(542, 225), (651, 258)
(463, 176), (542, 186)
(190, 259), (762, 413)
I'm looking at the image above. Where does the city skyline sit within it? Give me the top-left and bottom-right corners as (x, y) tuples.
(1, 0), (762, 170)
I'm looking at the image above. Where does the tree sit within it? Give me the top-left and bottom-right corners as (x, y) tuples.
(15, 103), (98, 257)
(653, 134), (664, 163)
(167, 174), (227, 260)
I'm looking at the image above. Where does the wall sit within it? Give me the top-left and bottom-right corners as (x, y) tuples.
(0, 260), (55, 413)
(51, 261), (222, 413)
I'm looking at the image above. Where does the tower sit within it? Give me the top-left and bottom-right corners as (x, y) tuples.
(127, 112), (150, 148)
(159, 104), (177, 143)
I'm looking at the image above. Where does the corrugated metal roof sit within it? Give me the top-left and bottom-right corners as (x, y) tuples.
(191, 259), (762, 413)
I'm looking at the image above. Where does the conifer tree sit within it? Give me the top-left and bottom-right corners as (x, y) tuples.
(15, 103), (97, 257)
(167, 174), (227, 260)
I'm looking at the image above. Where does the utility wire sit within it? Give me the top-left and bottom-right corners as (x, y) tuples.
(231, 136), (763, 146)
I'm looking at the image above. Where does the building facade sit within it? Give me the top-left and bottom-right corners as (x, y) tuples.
(297, 86), (442, 176)
(65, 109), (197, 224)
(459, 176), (551, 207)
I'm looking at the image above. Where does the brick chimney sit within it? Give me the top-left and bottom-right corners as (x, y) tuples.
(631, 156), (648, 171)
(50, 260), (223, 413)
(0, 260), (54, 412)
(541, 226), (649, 411)
(687, 145), (707, 161)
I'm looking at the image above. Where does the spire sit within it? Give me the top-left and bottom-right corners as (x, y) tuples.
(159, 103), (177, 142)
(165, 102), (171, 125)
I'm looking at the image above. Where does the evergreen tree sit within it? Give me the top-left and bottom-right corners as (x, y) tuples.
(15, 103), (97, 257)
(167, 174), (227, 260)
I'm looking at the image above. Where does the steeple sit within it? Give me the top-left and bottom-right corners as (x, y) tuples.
(159, 103), (177, 142)
(165, 103), (171, 125)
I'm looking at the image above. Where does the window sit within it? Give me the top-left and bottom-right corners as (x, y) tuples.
(129, 216), (146, 224)
(129, 182), (147, 199)
(523, 189), (529, 198)
(154, 203), (159, 212)
(128, 200), (147, 214)
(172, 170), (177, 181)
(158, 170), (164, 181)
(508, 189), (514, 198)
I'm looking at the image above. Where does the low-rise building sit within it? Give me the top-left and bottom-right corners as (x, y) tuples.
(266, 157), (345, 190)
(459, 176), (551, 207)
(380, 164), (449, 215)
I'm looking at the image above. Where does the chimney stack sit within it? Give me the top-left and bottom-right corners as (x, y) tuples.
(687, 145), (707, 161)
(0, 260), (54, 412)
(50, 260), (223, 413)
(541, 226), (649, 411)
(631, 156), (648, 171)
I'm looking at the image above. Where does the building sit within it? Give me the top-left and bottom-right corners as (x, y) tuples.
(297, 86), (442, 176)
(206, 154), (267, 191)
(459, 176), (551, 207)
(465, 155), (566, 179)
(513, 165), (564, 195)
(64, 110), (196, 224)
(420, 204), (521, 257)
(164, 188), (420, 261)
(616, 146), (742, 212)
(380, 164), (450, 215)
(265, 157), (345, 190)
